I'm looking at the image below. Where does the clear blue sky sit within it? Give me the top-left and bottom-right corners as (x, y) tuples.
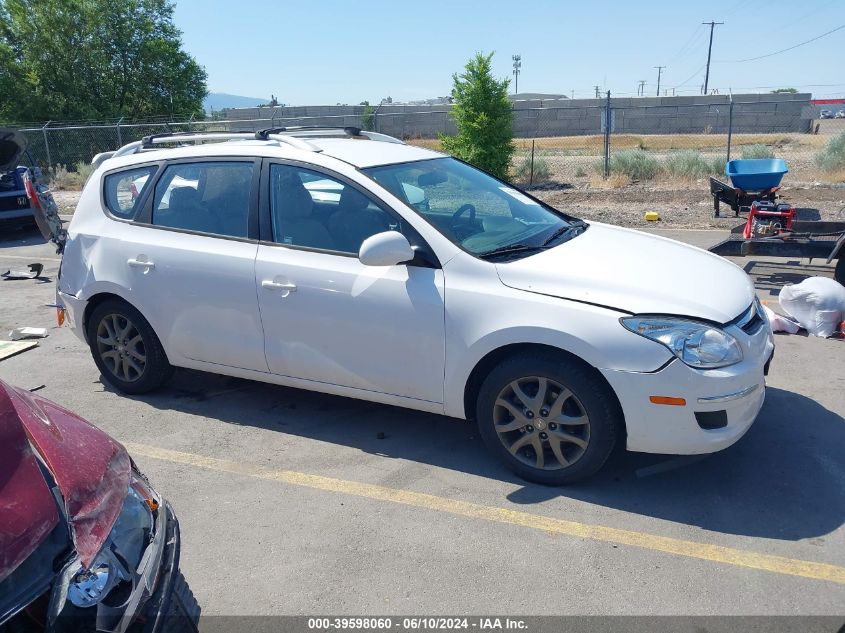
(173, 0), (844, 104)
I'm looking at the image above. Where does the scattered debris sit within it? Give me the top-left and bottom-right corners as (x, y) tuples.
(2, 263), (44, 280)
(780, 277), (845, 338)
(644, 211), (659, 221)
(0, 340), (38, 361)
(28, 385), (46, 392)
(760, 303), (800, 334)
(8, 327), (49, 340)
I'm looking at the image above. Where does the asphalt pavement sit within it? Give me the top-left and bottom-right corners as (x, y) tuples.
(0, 225), (843, 618)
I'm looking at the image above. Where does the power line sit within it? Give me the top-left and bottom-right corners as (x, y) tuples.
(718, 23), (845, 63)
(672, 62), (707, 90)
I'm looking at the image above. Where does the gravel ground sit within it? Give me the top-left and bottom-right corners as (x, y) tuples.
(532, 182), (845, 229)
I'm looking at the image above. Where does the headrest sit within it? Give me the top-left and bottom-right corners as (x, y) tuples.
(274, 172), (313, 219)
(169, 186), (200, 209)
(337, 187), (370, 214)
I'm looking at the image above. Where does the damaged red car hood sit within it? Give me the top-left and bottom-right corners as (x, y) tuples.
(0, 380), (130, 582)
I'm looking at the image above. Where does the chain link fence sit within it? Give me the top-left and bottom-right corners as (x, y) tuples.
(7, 94), (845, 192)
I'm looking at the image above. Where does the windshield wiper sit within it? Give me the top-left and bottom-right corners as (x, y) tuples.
(477, 244), (547, 260)
(542, 221), (587, 246)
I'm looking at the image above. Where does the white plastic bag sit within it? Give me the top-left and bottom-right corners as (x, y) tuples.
(761, 303), (800, 334)
(779, 277), (845, 338)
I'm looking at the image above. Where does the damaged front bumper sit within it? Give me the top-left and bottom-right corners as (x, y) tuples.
(51, 496), (182, 633)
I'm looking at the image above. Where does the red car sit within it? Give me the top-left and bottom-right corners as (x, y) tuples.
(0, 379), (197, 632)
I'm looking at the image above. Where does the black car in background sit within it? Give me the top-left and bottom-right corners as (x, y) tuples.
(0, 129), (36, 227)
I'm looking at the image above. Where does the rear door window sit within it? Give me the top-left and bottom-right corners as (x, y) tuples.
(152, 161), (254, 238)
(104, 166), (156, 218)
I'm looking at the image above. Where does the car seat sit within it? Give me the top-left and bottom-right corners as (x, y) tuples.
(327, 187), (389, 253)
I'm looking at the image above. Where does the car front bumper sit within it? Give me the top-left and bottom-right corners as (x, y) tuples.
(601, 334), (774, 455)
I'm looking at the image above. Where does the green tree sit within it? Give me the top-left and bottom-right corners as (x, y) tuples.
(770, 88), (798, 94)
(440, 52), (513, 179)
(360, 100), (375, 131)
(0, 0), (207, 122)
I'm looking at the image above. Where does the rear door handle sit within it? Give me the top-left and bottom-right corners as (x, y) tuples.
(127, 258), (155, 270)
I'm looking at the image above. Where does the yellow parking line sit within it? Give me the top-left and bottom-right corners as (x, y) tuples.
(125, 442), (845, 585)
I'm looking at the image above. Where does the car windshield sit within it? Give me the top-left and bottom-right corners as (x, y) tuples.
(363, 157), (583, 259)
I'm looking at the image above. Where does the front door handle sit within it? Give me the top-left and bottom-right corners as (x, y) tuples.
(261, 280), (297, 293)
(127, 258), (155, 270)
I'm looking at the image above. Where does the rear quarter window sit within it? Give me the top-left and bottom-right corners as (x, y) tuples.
(103, 166), (156, 218)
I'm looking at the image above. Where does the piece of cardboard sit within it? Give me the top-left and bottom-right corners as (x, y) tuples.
(0, 339), (38, 360)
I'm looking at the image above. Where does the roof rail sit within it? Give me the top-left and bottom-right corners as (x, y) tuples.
(255, 126), (405, 144)
(109, 130), (321, 160)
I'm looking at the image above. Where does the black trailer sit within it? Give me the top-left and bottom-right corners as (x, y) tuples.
(709, 176), (778, 217)
(708, 220), (845, 285)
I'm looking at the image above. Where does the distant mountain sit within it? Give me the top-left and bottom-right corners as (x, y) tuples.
(203, 92), (268, 112)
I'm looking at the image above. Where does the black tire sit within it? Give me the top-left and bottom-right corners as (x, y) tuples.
(835, 256), (845, 288)
(86, 299), (173, 394)
(476, 352), (622, 485)
(159, 572), (201, 633)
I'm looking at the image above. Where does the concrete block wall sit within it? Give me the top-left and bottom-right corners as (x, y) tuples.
(222, 93), (813, 138)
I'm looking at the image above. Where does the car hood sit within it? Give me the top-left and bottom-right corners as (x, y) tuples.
(0, 381), (130, 583)
(495, 222), (754, 323)
(0, 128), (26, 171)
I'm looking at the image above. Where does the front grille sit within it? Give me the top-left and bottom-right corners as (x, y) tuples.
(734, 302), (765, 335)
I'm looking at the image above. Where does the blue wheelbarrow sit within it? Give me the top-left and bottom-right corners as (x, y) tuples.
(710, 158), (789, 217)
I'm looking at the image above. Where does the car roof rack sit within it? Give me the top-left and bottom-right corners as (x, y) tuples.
(255, 126), (405, 144)
(110, 130), (323, 160)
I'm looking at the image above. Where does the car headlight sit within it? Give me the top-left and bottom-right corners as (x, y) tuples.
(67, 473), (155, 608)
(621, 316), (743, 369)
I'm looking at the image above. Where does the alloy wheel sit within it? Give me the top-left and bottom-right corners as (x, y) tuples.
(492, 376), (591, 470)
(96, 313), (146, 383)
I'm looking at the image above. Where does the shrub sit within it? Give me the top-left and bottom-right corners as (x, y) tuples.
(48, 161), (94, 190)
(815, 132), (845, 172)
(513, 154), (551, 183)
(606, 149), (660, 180)
(440, 52), (514, 179)
(574, 166), (587, 177)
(662, 150), (710, 178)
(740, 144), (774, 159)
(662, 151), (726, 178)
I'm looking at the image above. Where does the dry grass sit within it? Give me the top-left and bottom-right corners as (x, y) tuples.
(589, 173), (631, 189)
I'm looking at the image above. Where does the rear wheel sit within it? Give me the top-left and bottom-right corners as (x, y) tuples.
(476, 352), (621, 485)
(86, 299), (173, 394)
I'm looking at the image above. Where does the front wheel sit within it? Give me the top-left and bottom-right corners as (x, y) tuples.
(86, 299), (173, 394)
(476, 353), (622, 485)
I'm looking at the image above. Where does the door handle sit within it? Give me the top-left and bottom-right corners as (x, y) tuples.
(127, 258), (155, 270)
(261, 280), (297, 292)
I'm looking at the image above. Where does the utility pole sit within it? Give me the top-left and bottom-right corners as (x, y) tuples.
(512, 55), (521, 95)
(654, 66), (665, 96)
(637, 80), (646, 96)
(702, 21), (723, 95)
(594, 85), (601, 99)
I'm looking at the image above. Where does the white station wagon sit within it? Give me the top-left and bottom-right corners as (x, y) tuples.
(56, 127), (774, 484)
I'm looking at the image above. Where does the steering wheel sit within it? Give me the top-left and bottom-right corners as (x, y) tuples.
(452, 203), (477, 223)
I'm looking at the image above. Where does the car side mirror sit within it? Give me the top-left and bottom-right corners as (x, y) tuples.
(358, 231), (415, 266)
